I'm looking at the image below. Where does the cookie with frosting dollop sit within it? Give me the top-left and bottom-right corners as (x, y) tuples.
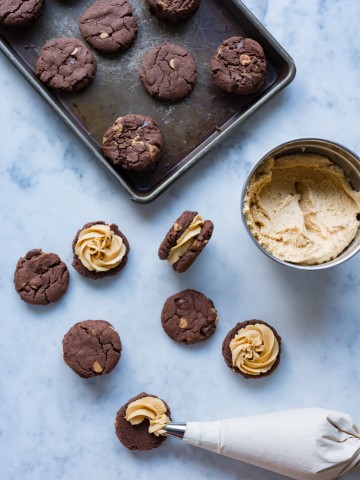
(72, 221), (130, 279)
(222, 320), (281, 379)
(115, 392), (171, 450)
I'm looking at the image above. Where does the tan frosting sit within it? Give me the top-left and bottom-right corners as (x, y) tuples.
(125, 396), (170, 437)
(230, 323), (279, 375)
(75, 224), (126, 272)
(243, 154), (360, 265)
(167, 214), (204, 265)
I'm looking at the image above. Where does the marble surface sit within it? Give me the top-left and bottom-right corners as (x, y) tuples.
(1, 1), (360, 479)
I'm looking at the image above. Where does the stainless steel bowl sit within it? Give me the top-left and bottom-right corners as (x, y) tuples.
(241, 138), (360, 270)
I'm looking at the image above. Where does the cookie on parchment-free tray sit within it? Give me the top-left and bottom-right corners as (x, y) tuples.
(140, 43), (197, 101)
(79, 0), (137, 54)
(158, 210), (214, 272)
(102, 114), (163, 172)
(72, 221), (130, 280)
(222, 320), (282, 379)
(62, 320), (122, 378)
(35, 37), (97, 92)
(161, 289), (219, 344)
(14, 249), (70, 305)
(115, 392), (171, 450)
(0, 0), (43, 28)
(146, 0), (200, 22)
(211, 36), (267, 95)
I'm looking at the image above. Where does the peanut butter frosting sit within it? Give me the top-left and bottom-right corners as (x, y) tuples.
(167, 214), (204, 265)
(75, 224), (126, 272)
(125, 396), (170, 437)
(230, 323), (279, 375)
(243, 154), (360, 265)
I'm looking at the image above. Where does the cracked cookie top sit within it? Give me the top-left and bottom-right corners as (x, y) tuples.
(35, 37), (97, 92)
(211, 36), (267, 95)
(146, 0), (200, 22)
(140, 43), (197, 101)
(102, 114), (163, 172)
(62, 320), (122, 378)
(0, 0), (43, 28)
(79, 0), (137, 53)
(161, 289), (219, 344)
(13, 249), (70, 305)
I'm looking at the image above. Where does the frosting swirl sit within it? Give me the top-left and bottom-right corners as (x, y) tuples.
(125, 396), (170, 436)
(230, 323), (279, 375)
(75, 224), (126, 272)
(167, 214), (204, 265)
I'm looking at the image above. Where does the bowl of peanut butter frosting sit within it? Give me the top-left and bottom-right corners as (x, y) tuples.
(241, 138), (360, 269)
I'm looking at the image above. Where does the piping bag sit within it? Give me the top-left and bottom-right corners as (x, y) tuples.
(164, 408), (360, 480)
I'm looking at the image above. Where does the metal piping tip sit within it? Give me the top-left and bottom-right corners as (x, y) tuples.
(164, 422), (187, 439)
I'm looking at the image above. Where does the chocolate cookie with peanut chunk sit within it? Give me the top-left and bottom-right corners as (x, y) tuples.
(62, 320), (122, 378)
(140, 43), (197, 101)
(14, 249), (70, 305)
(102, 114), (163, 171)
(161, 289), (218, 344)
(158, 210), (214, 273)
(146, 0), (199, 22)
(35, 37), (97, 92)
(0, 0), (43, 28)
(211, 36), (267, 95)
(79, 0), (137, 54)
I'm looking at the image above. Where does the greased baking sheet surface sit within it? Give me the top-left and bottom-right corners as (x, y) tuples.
(0, 0), (295, 201)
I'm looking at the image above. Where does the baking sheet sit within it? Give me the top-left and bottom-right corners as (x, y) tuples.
(0, 0), (295, 202)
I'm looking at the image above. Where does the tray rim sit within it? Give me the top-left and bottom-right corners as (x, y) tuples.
(0, 0), (296, 204)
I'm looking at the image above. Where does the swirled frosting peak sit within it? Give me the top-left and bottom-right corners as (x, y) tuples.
(125, 396), (170, 437)
(230, 323), (279, 375)
(75, 224), (126, 272)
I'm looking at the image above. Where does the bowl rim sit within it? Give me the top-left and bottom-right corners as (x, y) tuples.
(240, 137), (360, 271)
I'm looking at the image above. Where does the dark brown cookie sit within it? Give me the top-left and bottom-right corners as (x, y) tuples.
(0, 0), (43, 27)
(158, 210), (214, 273)
(115, 392), (171, 450)
(79, 0), (137, 54)
(146, 0), (199, 22)
(161, 289), (218, 344)
(62, 320), (121, 378)
(72, 221), (130, 280)
(222, 320), (282, 379)
(102, 114), (163, 171)
(35, 37), (97, 92)
(211, 36), (267, 95)
(13, 249), (70, 305)
(140, 43), (197, 101)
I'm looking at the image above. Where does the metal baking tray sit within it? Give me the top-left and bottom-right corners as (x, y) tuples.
(0, 0), (295, 203)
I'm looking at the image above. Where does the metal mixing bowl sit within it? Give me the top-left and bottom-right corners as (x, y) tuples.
(240, 138), (360, 270)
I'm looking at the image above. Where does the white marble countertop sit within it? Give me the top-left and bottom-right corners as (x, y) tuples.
(1, 1), (360, 479)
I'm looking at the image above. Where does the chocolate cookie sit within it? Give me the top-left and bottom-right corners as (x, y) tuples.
(62, 320), (121, 378)
(211, 36), (267, 95)
(14, 249), (70, 305)
(115, 392), (171, 450)
(222, 320), (281, 379)
(161, 289), (218, 344)
(72, 221), (130, 280)
(102, 114), (163, 172)
(140, 43), (197, 101)
(35, 37), (97, 92)
(158, 210), (214, 273)
(79, 0), (137, 54)
(146, 0), (199, 22)
(0, 0), (43, 27)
